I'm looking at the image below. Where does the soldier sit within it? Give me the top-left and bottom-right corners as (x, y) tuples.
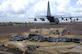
(61, 29), (67, 36)
(56, 30), (60, 35)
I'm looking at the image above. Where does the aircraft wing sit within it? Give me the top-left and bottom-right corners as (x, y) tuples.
(28, 15), (82, 22)
(28, 16), (47, 21)
(53, 15), (82, 21)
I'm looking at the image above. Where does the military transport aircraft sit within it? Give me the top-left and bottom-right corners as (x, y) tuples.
(29, 1), (81, 24)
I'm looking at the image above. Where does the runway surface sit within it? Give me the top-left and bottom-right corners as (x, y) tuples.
(0, 22), (82, 36)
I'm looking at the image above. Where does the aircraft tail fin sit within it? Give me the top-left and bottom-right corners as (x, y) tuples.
(47, 1), (51, 16)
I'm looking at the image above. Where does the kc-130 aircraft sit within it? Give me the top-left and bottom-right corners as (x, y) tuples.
(30, 1), (81, 24)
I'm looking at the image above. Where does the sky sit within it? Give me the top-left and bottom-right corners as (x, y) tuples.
(0, 0), (82, 22)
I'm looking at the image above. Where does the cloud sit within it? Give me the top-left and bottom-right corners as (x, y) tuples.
(0, 0), (82, 22)
(77, 0), (82, 5)
(0, 0), (38, 22)
(66, 0), (82, 16)
(0, 0), (40, 14)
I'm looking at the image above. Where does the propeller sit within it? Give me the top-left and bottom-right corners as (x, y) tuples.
(76, 18), (79, 21)
(61, 17), (64, 20)
(34, 18), (37, 21)
(66, 18), (68, 21)
(70, 17), (72, 20)
(40, 18), (45, 21)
